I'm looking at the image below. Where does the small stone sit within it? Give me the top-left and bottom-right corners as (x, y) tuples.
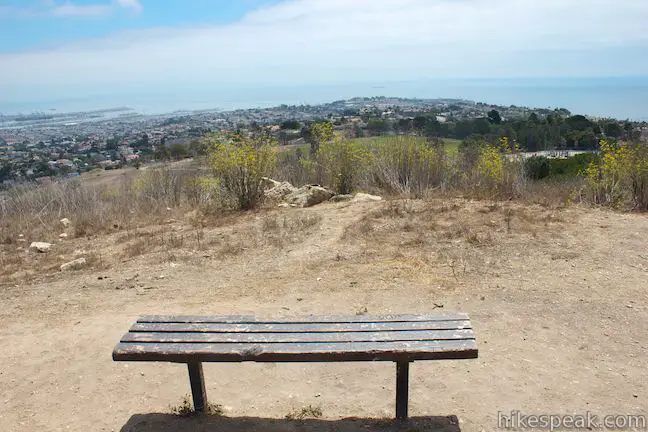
(60, 218), (72, 227)
(29, 242), (53, 253)
(316, 277), (322, 281)
(633, 394), (638, 398)
(626, 304), (634, 309)
(60, 258), (87, 272)
(156, 275), (165, 280)
(59, 233), (68, 239)
(351, 193), (382, 203)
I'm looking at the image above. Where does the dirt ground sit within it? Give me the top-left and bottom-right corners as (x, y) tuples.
(1, 198), (647, 432)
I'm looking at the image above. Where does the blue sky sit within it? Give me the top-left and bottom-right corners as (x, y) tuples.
(1, 0), (648, 110)
(0, 1), (281, 52)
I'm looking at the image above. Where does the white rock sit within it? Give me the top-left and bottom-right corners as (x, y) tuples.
(60, 218), (72, 228)
(18, 234), (24, 238)
(265, 180), (298, 201)
(286, 185), (335, 207)
(60, 258), (87, 272)
(351, 193), (383, 203)
(29, 242), (53, 253)
(261, 177), (282, 189)
(59, 233), (68, 239)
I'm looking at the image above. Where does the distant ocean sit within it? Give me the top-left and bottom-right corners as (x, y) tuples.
(2, 77), (648, 120)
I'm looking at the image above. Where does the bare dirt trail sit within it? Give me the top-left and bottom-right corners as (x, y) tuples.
(1, 200), (647, 432)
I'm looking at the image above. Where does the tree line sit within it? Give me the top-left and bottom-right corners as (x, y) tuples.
(283, 110), (644, 152)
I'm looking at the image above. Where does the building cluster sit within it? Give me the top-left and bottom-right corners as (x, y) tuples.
(1, 97), (644, 186)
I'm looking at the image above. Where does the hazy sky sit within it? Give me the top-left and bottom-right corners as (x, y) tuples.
(1, 0), (648, 104)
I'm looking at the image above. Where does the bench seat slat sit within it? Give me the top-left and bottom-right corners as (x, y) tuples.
(122, 329), (475, 344)
(130, 320), (472, 334)
(113, 339), (478, 362)
(138, 315), (255, 323)
(136, 313), (467, 324)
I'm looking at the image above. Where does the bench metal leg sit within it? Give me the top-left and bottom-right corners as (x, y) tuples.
(395, 361), (410, 420)
(187, 361), (207, 412)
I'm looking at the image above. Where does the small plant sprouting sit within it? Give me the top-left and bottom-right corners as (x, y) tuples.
(285, 404), (323, 421)
(169, 395), (224, 417)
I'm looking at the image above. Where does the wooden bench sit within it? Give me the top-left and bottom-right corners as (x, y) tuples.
(113, 313), (477, 419)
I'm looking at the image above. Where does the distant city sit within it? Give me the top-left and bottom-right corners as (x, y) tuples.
(1, 96), (646, 186)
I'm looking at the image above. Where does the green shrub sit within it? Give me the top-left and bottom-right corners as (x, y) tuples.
(584, 140), (648, 210)
(468, 137), (524, 198)
(549, 153), (599, 178)
(525, 156), (551, 180)
(318, 134), (370, 194)
(205, 132), (277, 210)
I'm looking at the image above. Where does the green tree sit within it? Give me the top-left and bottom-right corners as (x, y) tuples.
(134, 133), (150, 149)
(413, 116), (428, 132)
(396, 118), (413, 133)
(454, 120), (475, 139)
(603, 121), (623, 139)
(487, 109), (502, 125)
(309, 122), (334, 155)
(168, 144), (188, 159)
(106, 136), (120, 151)
(0, 163), (13, 182)
(473, 118), (491, 135)
(366, 118), (390, 136)
(566, 115), (593, 132)
(280, 119), (301, 130)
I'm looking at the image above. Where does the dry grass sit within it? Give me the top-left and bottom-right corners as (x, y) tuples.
(260, 212), (322, 247)
(0, 164), (220, 244)
(106, 210), (324, 263)
(0, 148), (579, 285)
(340, 198), (569, 280)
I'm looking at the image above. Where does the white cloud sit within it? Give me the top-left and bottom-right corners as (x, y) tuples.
(2, 0), (648, 101)
(50, 2), (113, 18)
(115, 0), (143, 14)
(1, 0), (143, 18)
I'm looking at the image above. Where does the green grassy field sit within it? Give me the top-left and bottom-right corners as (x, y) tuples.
(352, 136), (461, 154)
